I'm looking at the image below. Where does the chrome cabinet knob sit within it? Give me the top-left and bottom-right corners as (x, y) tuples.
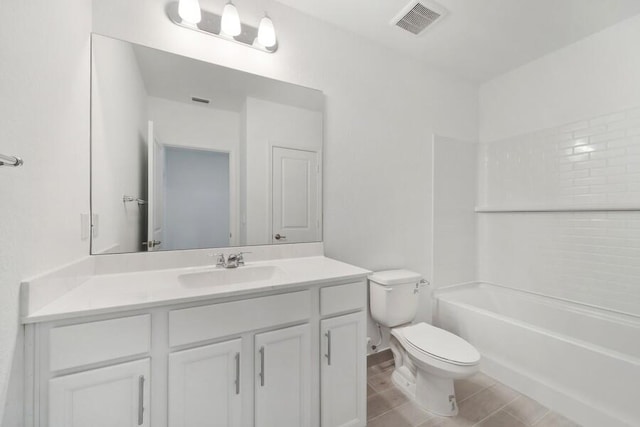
(274, 234), (286, 240)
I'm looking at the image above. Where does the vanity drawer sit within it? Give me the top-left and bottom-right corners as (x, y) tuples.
(169, 290), (311, 347)
(320, 282), (365, 316)
(49, 314), (151, 371)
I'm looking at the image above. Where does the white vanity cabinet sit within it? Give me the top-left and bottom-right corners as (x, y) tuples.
(26, 277), (367, 427)
(320, 313), (366, 427)
(168, 339), (243, 427)
(49, 358), (150, 427)
(319, 284), (367, 427)
(255, 324), (311, 427)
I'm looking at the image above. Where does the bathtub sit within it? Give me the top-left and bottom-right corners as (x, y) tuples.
(433, 282), (640, 427)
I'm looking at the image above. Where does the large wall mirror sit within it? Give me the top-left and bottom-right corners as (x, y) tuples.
(91, 34), (324, 254)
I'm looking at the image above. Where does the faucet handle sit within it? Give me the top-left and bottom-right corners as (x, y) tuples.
(209, 253), (226, 267)
(236, 252), (251, 266)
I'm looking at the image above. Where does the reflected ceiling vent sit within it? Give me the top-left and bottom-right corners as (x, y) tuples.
(392, 1), (447, 35)
(191, 96), (210, 104)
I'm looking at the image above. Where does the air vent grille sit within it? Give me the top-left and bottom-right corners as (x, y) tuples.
(394, 2), (444, 35)
(191, 96), (210, 104)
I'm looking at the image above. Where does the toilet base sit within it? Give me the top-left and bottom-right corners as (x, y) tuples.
(391, 367), (416, 398)
(391, 367), (458, 416)
(415, 370), (458, 416)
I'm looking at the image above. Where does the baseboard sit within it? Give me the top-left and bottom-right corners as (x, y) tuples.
(367, 348), (393, 367)
(481, 354), (633, 427)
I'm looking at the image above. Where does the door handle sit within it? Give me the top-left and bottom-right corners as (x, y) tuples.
(142, 240), (161, 248)
(259, 346), (265, 386)
(325, 330), (332, 366)
(138, 375), (145, 425)
(274, 234), (286, 240)
(235, 352), (240, 395)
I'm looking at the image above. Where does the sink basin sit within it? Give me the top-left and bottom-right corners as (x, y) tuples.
(178, 265), (284, 288)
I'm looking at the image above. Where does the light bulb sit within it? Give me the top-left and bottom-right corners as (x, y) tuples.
(178, 0), (201, 24)
(221, 2), (241, 37)
(257, 15), (276, 48)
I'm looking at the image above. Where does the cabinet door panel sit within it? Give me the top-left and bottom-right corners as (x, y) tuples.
(321, 312), (366, 427)
(48, 358), (150, 427)
(255, 324), (311, 427)
(169, 339), (242, 427)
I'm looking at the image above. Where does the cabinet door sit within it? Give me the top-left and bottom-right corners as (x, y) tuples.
(168, 339), (242, 427)
(321, 312), (366, 427)
(49, 358), (150, 427)
(255, 324), (311, 427)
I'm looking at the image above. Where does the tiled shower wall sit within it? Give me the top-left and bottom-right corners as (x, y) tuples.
(478, 106), (640, 316)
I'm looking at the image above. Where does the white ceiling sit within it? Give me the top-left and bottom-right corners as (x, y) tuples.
(275, 0), (640, 82)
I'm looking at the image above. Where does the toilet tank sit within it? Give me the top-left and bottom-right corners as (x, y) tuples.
(369, 270), (424, 327)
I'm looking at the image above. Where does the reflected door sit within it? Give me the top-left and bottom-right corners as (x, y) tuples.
(147, 120), (164, 251)
(164, 147), (230, 250)
(271, 147), (320, 244)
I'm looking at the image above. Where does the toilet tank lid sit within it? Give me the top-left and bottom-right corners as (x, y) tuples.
(369, 269), (423, 286)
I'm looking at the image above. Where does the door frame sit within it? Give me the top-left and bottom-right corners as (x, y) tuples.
(268, 143), (323, 244)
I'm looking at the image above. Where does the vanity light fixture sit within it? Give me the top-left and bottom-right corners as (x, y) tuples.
(167, 1), (278, 53)
(257, 14), (276, 48)
(221, 1), (241, 36)
(178, 0), (201, 24)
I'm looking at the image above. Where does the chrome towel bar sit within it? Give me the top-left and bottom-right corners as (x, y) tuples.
(0, 153), (23, 167)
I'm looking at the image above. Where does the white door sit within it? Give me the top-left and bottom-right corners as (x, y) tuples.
(272, 147), (320, 244)
(168, 339), (242, 427)
(321, 313), (367, 427)
(147, 120), (164, 251)
(255, 324), (311, 427)
(49, 358), (150, 427)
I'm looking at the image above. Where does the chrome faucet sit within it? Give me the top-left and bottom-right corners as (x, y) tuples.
(212, 252), (250, 268)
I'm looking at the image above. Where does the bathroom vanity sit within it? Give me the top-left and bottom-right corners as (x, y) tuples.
(21, 252), (369, 427)
(20, 32), (369, 427)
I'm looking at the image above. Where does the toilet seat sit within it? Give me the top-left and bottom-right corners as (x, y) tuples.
(399, 323), (480, 366)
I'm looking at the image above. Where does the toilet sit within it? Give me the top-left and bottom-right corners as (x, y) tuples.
(369, 270), (480, 416)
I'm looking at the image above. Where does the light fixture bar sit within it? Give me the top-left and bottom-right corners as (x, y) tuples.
(166, 2), (278, 53)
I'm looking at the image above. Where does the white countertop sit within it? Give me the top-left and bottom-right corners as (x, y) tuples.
(23, 256), (370, 323)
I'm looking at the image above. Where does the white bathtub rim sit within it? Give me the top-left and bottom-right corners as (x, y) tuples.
(434, 284), (640, 366)
(480, 352), (634, 427)
(434, 281), (640, 323)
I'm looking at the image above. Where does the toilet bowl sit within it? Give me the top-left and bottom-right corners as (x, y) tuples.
(390, 322), (480, 415)
(369, 270), (481, 416)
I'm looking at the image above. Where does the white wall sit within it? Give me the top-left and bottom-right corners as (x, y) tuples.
(432, 136), (477, 291)
(0, 0), (91, 425)
(478, 15), (640, 315)
(480, 14), (640, 143)
(91, 35), (149, 254)
(148, 97), (240, 153)
(243, 97), (323, 245)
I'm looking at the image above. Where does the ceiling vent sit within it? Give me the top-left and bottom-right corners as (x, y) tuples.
(392, 1), (447, 35)
(191, 96), (211, 104)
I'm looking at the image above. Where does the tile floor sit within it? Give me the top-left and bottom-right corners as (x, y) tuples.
(367, 355), (581, 427)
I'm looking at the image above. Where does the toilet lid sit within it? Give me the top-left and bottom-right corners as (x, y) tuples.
(403, 323), (480, 366)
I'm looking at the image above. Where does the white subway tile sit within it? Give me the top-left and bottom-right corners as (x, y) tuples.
(589, 130), (626, 143)
(573, 125), (607, 138)
(589, 111), (627, 127)
(560, 120), (589, 133)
